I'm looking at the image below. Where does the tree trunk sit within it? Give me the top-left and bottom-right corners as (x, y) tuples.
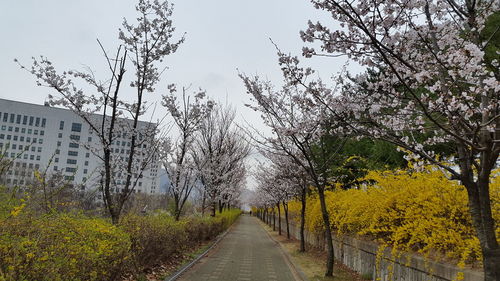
(174, 197), (181, 221)
(273, 208), (276, 230)
(300, 186), (307, 252)
(110, 210), (120, 225)
(318, 187), (334, 277)
(277, 202), (282, 236)
(283, 201), (290, 239)
(464, 179), (500, 281)
(211, 201), (216, 217)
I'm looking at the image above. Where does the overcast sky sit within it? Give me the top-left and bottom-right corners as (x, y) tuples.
(0, 0), (348, 189)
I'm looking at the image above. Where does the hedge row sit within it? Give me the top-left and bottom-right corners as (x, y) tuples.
(288, 168), (500, 266)
(0, 209), (241, 281)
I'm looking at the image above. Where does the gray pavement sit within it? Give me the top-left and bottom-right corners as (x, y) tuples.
(177, 214), (299, 281)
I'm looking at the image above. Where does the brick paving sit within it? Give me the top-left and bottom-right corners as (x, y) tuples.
(177, 214), (299, 281)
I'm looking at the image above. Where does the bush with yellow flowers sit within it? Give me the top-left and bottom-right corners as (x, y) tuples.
(0, 184), (242, 281)
(288, 167), (500, 266)
(0, 213), (131, 281)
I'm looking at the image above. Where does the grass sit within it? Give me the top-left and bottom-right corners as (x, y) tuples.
(260, 221), (364, 281)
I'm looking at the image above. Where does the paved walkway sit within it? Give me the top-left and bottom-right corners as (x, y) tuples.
(178, 214), (299, 281)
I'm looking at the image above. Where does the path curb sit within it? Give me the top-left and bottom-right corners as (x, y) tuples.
(164, 216), (240, 281)
(257, 218), (310, 281)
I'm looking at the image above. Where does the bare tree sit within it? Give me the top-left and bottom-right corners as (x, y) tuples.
(20, 0), (184, 224)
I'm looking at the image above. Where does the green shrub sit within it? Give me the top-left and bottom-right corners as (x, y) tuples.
(0, 213), (131, 281)
(120, 209), (241, 270)
(120, 213), (188, 269)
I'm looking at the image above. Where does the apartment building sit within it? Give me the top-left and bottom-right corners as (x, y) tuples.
(0, 98), (160, 194)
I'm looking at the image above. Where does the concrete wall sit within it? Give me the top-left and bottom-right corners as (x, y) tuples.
(272, 217), (483, 281)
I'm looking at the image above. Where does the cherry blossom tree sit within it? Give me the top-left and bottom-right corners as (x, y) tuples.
(192, 105), (250, 216)
(282, 0), (499, 279)
(240, 74), (347, 276)
(19, 0), (184, 224)
(160, 87), (214, 220)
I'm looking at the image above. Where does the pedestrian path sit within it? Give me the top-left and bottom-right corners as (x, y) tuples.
(177, 214), (299, 281)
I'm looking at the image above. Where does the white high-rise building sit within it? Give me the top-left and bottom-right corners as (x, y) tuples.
(0, 98), (160, 194)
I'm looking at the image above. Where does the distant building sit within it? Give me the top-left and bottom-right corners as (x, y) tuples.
(0, 98), (160, 195)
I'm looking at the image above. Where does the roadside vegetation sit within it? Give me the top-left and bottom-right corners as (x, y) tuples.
(0, 190), (241, 281)
(287, 167), (500, 268)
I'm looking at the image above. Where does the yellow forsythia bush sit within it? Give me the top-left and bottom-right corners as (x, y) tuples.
(0, 213), (131, 281)
(0, 195), (241, 281)
(289, 168), (500, 266)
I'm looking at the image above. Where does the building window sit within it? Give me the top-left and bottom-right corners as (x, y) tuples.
(41, 118), (46, 128)
(59, 121), (64, 130)
(56, 149), (60, 154)
(30, 155), (34, 160)
(34, 130), (38, 135)
(31, 146), (35, 152)
(37, 147), (42, 152)
(71, 123), (82, 132)
(35, 117), (40, 127)
(38, 139), (43, 144)
(88, 137), (92, 142)
(36, 155), (40, 161)
(70, 135), (80, 141)
(2, 113), (8, 122)
(13, 136), (17, 141)
(83, 169), (88, 174)
(68, 151), (78, 156)
(0, 134), (3, 139)
(26, 137), (30, 142)
(40, 130), (44, 136)
(6, 135), (11, 140)
(58, 133), (62, 138)
(28, 129), (32, 134)
(12, 144), (16, 149)
(16, 115), (21, 124)
(69, 143), (79, 148)
(20, 136), (24, 142)
(10, 114), (15, 123)
(85, 153), (90, 158)
(57, 141), (61, 147)
(67, 159), (77, 165)
(21, 128), (25, 133)
(55, 158), (59, 163)
(84, 161), (88, 166)
(54, 166), (58, 171)
(66, 167), (76, 173)
(22, 116), (27, 125)
(29, 116), (34, 126)
(8, 126), (12, 132)
(14, 127), (19, 133)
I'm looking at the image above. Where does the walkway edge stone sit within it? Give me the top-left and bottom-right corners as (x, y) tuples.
(164, 216), (240, 281)
(258, 219), (310, 281)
